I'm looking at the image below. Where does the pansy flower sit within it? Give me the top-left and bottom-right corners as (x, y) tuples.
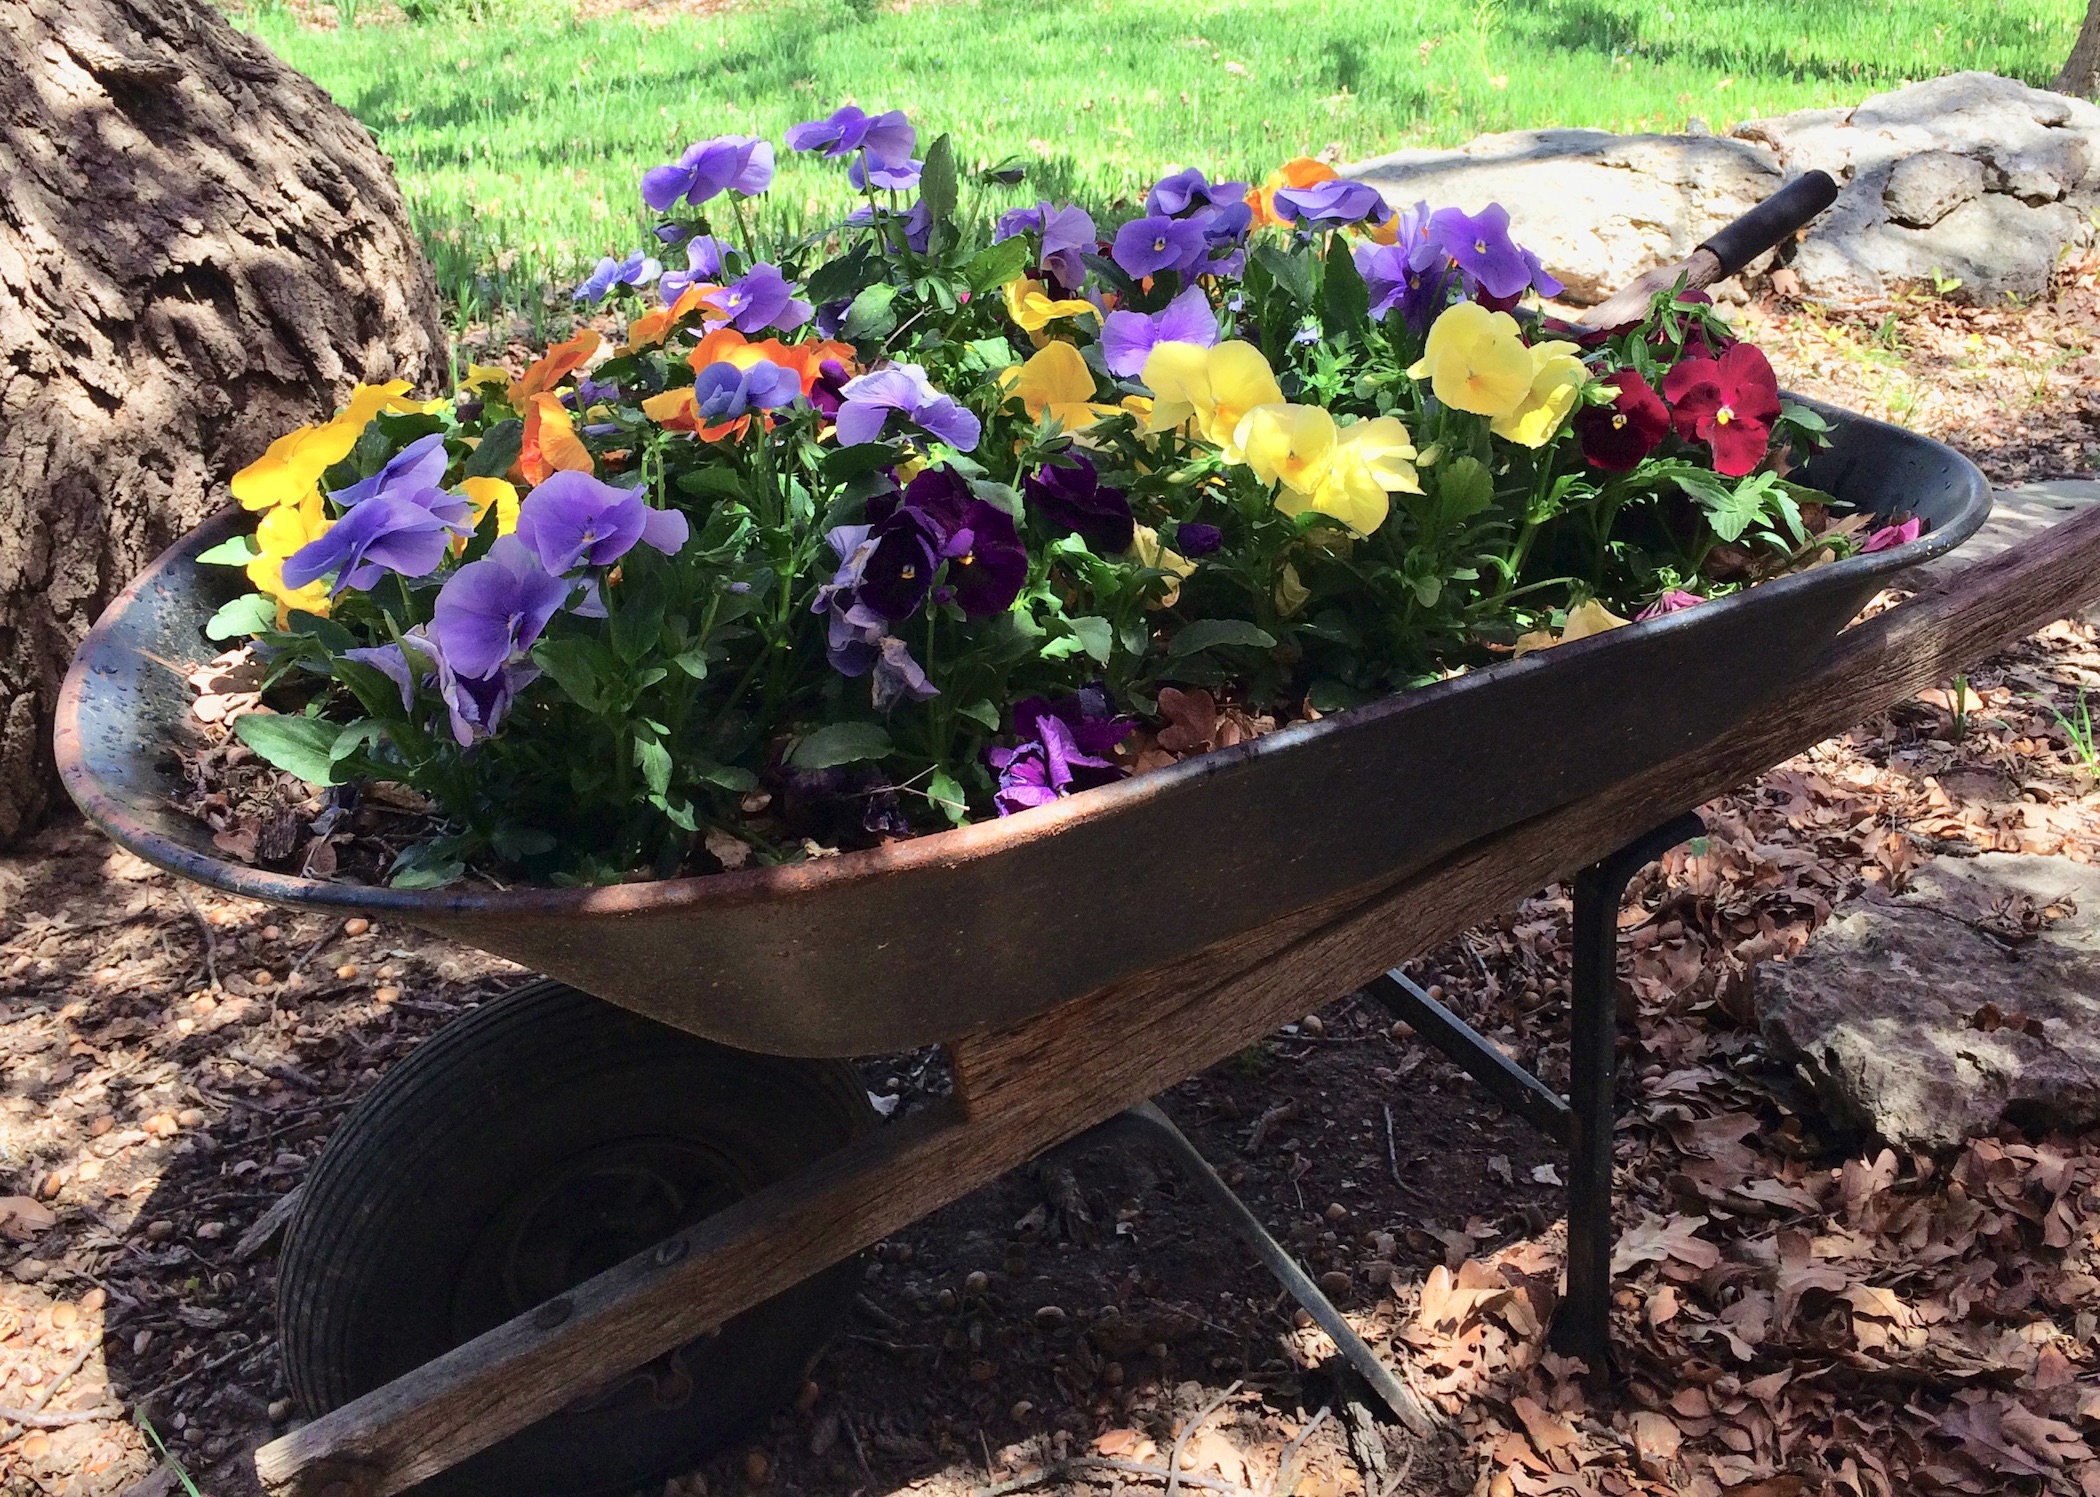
(1574, 369), (1671, 471)
(641, 135), (774, 210)
(848, 155), (923, 192)
(1025, 453), (1134, 554)
(785, 105), (916, 170)
(1001, 276), (1099, 333)
(845, 198), (934, 255)
(1861, 516), (1923, 553)
(985, 689), (1131, 816)
(281, 485), (468, 595)
(1273, 177), (1389, 228)
(573, 249), (660, 305)
(1660, 341), (1781, 477)
(1405, 302), (1534, 418)
(1001, 342), (1117, 430)
(1247, 157), (1337, 228)
(509, 329), (601, 406)
(1489, 340), (1588, 449)
(1100, 286), (1216, 378)
(1110, 214), (1209, 279)
(396, 623), (543, 748)
(705, 263), (812, 335)
(1636, 589), (1706, 620)
(834, 364), (981, 451)
(1145, 168), (1249, 219)
(519, 393), (594, 485)
(512, 469), (690, 576)
(230, 380), (417, 511)
(1138, 340), (1282, 460)
(994, 202), (1097, 292)
(692, 358), (803, 422)
(246, 495), (334, 620)
(326, 432), (451, 509)
(1174, 521), (1224, 557)
(425, 535), (571, 680)
(1427, 204), (1562, 302)
(657, 236), (725, 305)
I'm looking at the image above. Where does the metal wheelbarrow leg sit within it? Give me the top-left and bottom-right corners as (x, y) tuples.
(1359, 813), (1707, 1368)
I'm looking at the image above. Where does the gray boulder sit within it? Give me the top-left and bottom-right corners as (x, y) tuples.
(1881, 150), (1983, 229)
(1757, 854), (2100, 1150)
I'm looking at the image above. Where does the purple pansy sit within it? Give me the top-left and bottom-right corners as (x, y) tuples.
(401, 624), (541, 748)
(848, 155), (923, 192)
(512, 470), (690, 576)
(882, 469), (1027, 618)
(834, 364), (981, 451)
(1023, 453), (1134, 554)
(994, 201), (1098, 292)
(1354, 204), (1464, 333)
(1636, 589), (1707, 620)
(692, 358), (803, 422)
(784, 106), (916, 170)
(641, 135), (774, 211)
(1099, 285), (1217, 377)
(1110, 214), (1209, 278)
(658, 236), (726, 305)
(424, 534), (570, 680)
(705, 262), (812, 334)
(1175, 521), (1224, 557)
(845, 198), (933, 255)
(1273, 177), (1389, 228)
(1861, 516), (1924, 553)
(1145, 168), (1249, 219)
(283, 487), (468, 595)
(1426, 204), (1561, 302)
(343, 642), (416, 712)
(985, 688), (1131, 816)
(810, 524), (941, 703)
(573, 249), (661, 305)
(327, 433), (452, 509)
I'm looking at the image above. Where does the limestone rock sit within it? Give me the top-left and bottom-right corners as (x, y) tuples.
(1345, 129), (1783, 304)
(1734, 71), (2100, 303)
(1757, 854), (2100, 1150)
(1881, 150), (1983, 228)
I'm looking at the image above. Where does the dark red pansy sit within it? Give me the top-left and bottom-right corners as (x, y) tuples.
(1574, 367), (1671, 471)
(1660, 341), (1781, 477)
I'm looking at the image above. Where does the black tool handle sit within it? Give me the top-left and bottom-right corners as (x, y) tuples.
(1698, 169), (1839, 279)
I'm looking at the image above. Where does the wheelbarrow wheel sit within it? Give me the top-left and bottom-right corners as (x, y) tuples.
(276, 979), (875, 1496)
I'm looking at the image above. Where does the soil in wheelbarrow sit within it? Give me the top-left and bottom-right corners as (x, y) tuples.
(6, 272), (2100, 1497)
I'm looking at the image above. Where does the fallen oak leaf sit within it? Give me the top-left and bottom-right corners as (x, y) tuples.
(1612, 1212), (1720, 1275)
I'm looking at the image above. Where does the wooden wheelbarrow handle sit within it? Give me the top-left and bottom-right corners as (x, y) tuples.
(1575, 168), (1839, 328)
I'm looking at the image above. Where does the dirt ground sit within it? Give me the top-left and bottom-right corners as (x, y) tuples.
(4, 262), (2100, 1497)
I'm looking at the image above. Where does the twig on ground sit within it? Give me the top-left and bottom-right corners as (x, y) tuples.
(286, 927), (335, 979)
(1274, 1407), (1331, 1497)
(176, 887), (219, 991)
(1383, 1105), (1400, 1186)
(29, 1343), (95, 1414)
(1165, 1380), (1241, 1497)
(0, 1403), (123, 1429)
(136, 1337), (253, 1406)
(972, 1457), (1258, 1497)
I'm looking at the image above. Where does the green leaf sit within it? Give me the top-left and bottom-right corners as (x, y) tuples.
(958, 699), (1001, 732)
(531, 637), (607, 712)
(464, 418), (523, 478)
(390, 841), (465, 889)
(927, 767), (969, 826)
(633, 734), (673, 797)
(1166, 619), (1278, 659)
(1321, 234), (1371, 334)
(823, 440), (902, 484)
(233, 713), (340, 785)
(964, 238), (1030, 295)
(334, 657), (409, 722)
(966, 479), (1023, 519)
(961, 335), (1020, 373)
(651, 795), (700, 832)
(841, 282), (899, 342)
(1252, 242), (1315, 307)
(1436, 456), (1496, 523)
(490, 822), (556, 860)
(196, 534), (261, 567)
(283, 609), (357, 653)
(695, 761), (758, 793)
(803, 244), (876, 306)
(329, 720), (385, 764)
(1066, 615), (1113, 664)
(676, 467), (747, 499)
(920, 133), (958, 224)
(205, 593), (278, 642)
(1682, 469), (1773, 544)
(672, 646), (710, 680)
(788, 721), (894, 769)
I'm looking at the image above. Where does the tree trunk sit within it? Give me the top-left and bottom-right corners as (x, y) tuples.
(2061, 0), (2100, 99)
(0, 0), (445, 845)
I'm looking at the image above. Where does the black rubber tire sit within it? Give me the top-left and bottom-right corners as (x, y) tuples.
(276, 980), (875, 1496)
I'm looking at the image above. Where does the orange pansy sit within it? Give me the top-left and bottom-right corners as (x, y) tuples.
(625, 283), (720, 352)
(518, 393), (594, 485)
(509, 329), (602, 407)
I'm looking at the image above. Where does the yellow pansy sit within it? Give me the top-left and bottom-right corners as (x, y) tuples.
(229, 379), (420, 511)
(1001, 342), (1116, 429)
(1139, 341), (1283, 460)
(246, 493), (332, 622)
(1274, 561), (1311, 618)
(1129, 523), (1196, 609)
(1406, 302), (1534, 418)
(1308, 416), (1420, 536)
(465, 363), (513, 394)
(1490, 341), (1588, 448)
(1002, 277), (1099, 333)
(459, 476), (520, 537)
(1235, 404), (1336, 496)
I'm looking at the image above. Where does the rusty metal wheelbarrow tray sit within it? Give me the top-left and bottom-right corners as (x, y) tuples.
(56, 402), (1987, 1058)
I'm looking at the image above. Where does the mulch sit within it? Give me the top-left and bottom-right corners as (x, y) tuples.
(3, 260), (2098, 1497)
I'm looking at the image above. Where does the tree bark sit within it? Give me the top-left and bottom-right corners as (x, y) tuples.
(2060, 0), (2100, 99)
(0, 0), (445, 845)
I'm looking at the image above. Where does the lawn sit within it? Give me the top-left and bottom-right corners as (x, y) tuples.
(242, 0), (2083, 320)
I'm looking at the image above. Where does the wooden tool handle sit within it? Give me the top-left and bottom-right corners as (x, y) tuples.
(1575, 169), (1839, 329)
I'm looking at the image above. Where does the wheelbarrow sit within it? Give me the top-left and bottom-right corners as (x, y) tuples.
(54, 179), (2064, 1497)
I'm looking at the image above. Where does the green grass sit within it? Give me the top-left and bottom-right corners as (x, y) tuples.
(239, 0), (2083, 318)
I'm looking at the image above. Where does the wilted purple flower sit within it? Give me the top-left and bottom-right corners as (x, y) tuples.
(573, 249), (661, 304)
(994, 201), (1097, 292)
(642, 135), (774, 211)
(1426, 204), (1560, 301)
(1861, 516), (1923, 553)
(985, 689), (1130, 816)
(512, 469), (690, 576)
(705, 262), (812, 334)
(343, 642), (416, 711)
(425, 535), (570, 680)
(401, 624), (540, 748)
(845, 199), (933, 255)
(658, 236), (726, 305)
(1146, 167), (1249, 218)
(1023, 453), (1134, 554)
(1110, 215), (1209, 278)
(835, 364), (981, 451)
(810, 525), (941, 700)
(872, 637), (939, 709)
(692, 358), (803, 421)
(1099, 285), (1217, 378)
(784, 106), (916, 170)
(848, 155), (923, 192)
(327, 433), (451, 509)
(283, 488), (466, 594)
(1175, 521), (1224, 557)
(1274, 177), (1389, 227)
(1636, 589), (1707, 620)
